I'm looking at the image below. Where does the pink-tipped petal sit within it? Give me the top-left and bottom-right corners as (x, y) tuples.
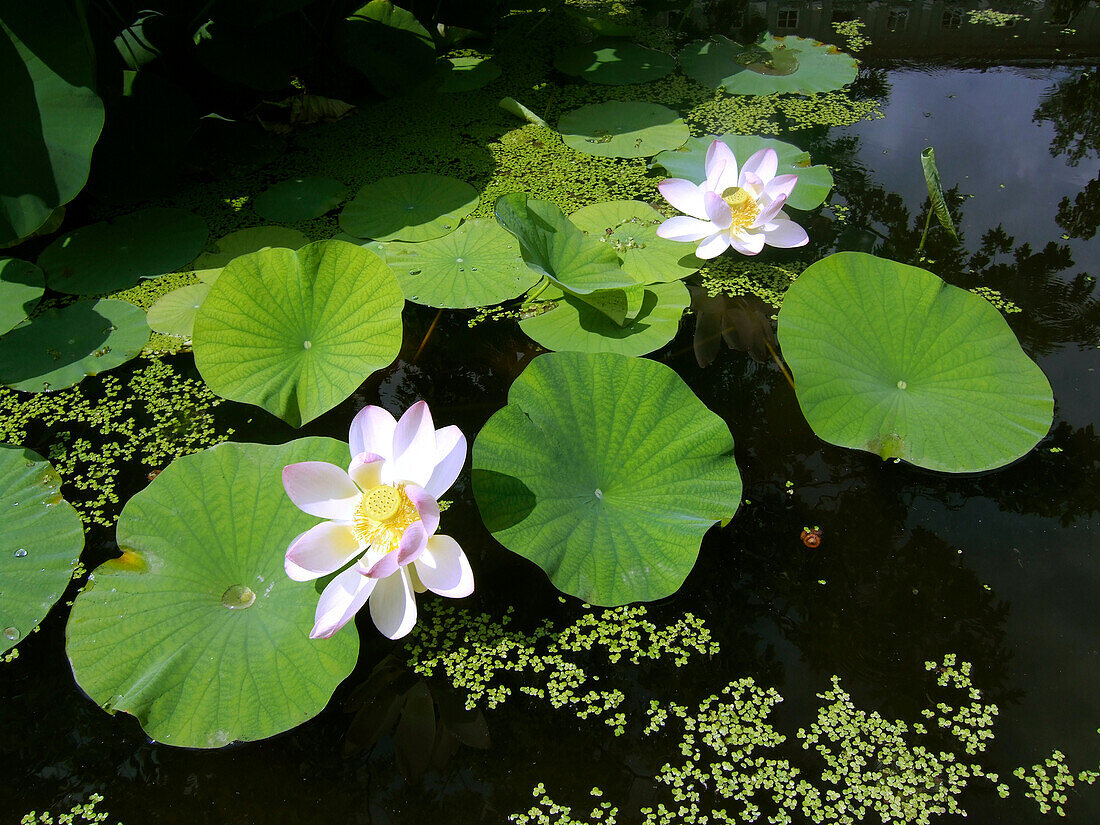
(761, 173), (799, 204)
(764, 219), (810, 248)
(348, 452), (385, 490)
(369, 567), (418, 640)
(658, 179), (707, 220)
(386, 401), (436, 487)
(752, 194), (788, 228)
(349, 405), (397, 461)
(413, 535), (474, 599)
(657, 215), (715, 242)
(740, 148), (779, 186)
(283, 462), (360, 520)
(310, 566), (376, 639)
(286, 521), (361, 581)
(729, 232), (767, 256)
(424, 426), (466, 499)
(703, 191), (732, 229)
(362, 547), (401, 579)
(396, 519), (430, 565)
(695, 231), (732, 259)
(405, 484), (440, 538)
(704, 140), (737, 190)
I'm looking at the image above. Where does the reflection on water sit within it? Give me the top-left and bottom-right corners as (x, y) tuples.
(4, 7), (1100, 825)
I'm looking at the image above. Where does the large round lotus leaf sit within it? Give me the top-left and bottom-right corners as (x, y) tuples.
(555, 41), (675, 85)
(679, 34), (858, 96)
(147, 283), (212, 338)
(651, 135), (834, 212)
(339, 174), (478, 242)
(473, 351), (741, 606)
(38, 208), (208, 294)
(65, 438), (360, 747)
(192, 226), (309, 277)
(439, 56), (501, 93)
(0, 299), (149, 393)
(0, 1), (105, 244)
(777, 252), (1054, 472)
(253, 176), (348, 222)
(521, 280), (690, 357)
(558, 102), (689, 159)
(0, 258), (45, 335)
(569, 200), (700, 284)
(0, 445), (83, 653)
(386, 219), (539, 308)
(192, 240), (403, 427)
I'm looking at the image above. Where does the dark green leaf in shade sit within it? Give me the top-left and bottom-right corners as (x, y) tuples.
(473, 351), (741, 606)
(0, 299), (149, 393)
(338, 1), (438, 97)
(555, 41), (675, 85)
(439, 56), (502, 93)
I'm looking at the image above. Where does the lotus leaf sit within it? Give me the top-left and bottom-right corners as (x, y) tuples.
(440, 56), (502, 93)
(192, 240), (403, 427)
(192, 226), (309, 276)
(253, 176), (348, 222)
(679, 34), (858, 96)
(386, 219), (539, 308)
(555, 41), (675, 85)
(66, 439), (360, 747)
(558, 102), (689, 159)
(147, 283), (212, 338)
(777, 252), (1054, 472)
(0, 299), (149, 392)
(340, 174), (478, 242)
(473, 351), (741, 605)
(651, 135), (834, 211)
(569, 200), (700, 283)
(38, 208), (208, 295)
(0, 445), (83, 653)
(0, 257), (45, 336)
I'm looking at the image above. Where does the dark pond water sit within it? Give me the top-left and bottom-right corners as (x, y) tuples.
(3, 2), (1099, 824)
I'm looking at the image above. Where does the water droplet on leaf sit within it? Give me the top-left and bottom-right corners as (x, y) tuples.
(221, 584), (256, 610)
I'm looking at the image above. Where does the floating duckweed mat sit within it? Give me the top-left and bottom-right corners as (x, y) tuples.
(555, 41), (675, 86)
(679, 34), (859, 96)
(558, 101), (690, 159)
(0, 444), (83, 654)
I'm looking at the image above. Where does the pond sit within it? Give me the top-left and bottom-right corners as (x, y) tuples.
(2, 1), (1099, 823)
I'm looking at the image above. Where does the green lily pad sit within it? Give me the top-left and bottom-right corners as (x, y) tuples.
(473, 351), (741, 606)
(386, 219), (539, 308)
(679, 34), (858, 96)
(439, 56), (502, 93)
(147, 283), (212, 338)
(777, 252), (1054, 472)
(555, 40), (675, 85)
(253, 176), (348, 222)
(0, 1), (105, 244)
(520, 280), (690, 357)
(651, 135), (834, 211)
(192, 226), (309, 276)
(0, 445), (83, 653)
(0, 299), (149, 392)
(0, 258), (45, 336)
(494, 194), (636, 295)
(38, 208), (209, 295)
(66, 438), (360, 747)
(558, 101), (689, 158)
(340, 174), (478, 242)
(569, 200), (700, 283)
(193, 240), (404, 427)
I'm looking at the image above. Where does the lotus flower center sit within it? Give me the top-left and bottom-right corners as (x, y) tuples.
(720, 187), (761, 229)
(353, 484), (419, 551)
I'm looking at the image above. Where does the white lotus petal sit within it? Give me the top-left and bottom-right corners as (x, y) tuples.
(740, 148), (778, 186)
(705, 140), (736, 190)
(282, 461), (360, 520)
(703, 191), (732, 229)
(424, 425), (466, 499)
(285, 521), (361, 581)
(386, 401), (436, 487)
(369, 567), (418, 640)
(764, 219), (809, 248)
(413, 535), (474, 598)
(349, 405), (397, 461)
(658, 178), (707, 220)
(695, 231), (731, 259)
(657, 216), (715, 243)
(311, 566), (376, 639)
(348, 453), (384, 490)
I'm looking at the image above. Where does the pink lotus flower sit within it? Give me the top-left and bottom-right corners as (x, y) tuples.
(282, 401), (473, 640)
(656, 140), (810, 258)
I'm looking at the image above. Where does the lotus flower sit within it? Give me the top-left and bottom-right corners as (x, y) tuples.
(656, 140), (809, 258)
(282, 401), (473, 640)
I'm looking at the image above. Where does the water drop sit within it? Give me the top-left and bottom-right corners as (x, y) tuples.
(3, 627), (19, 642)
(13, 548), (27, 558)
(221, 584), (256, 610)
(594, 488), (603, 500)
(897, 380), (907, 390)
(303, 340), (312, 350)
(456, 257), (464, 263)
(408, 268), (422, 276)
